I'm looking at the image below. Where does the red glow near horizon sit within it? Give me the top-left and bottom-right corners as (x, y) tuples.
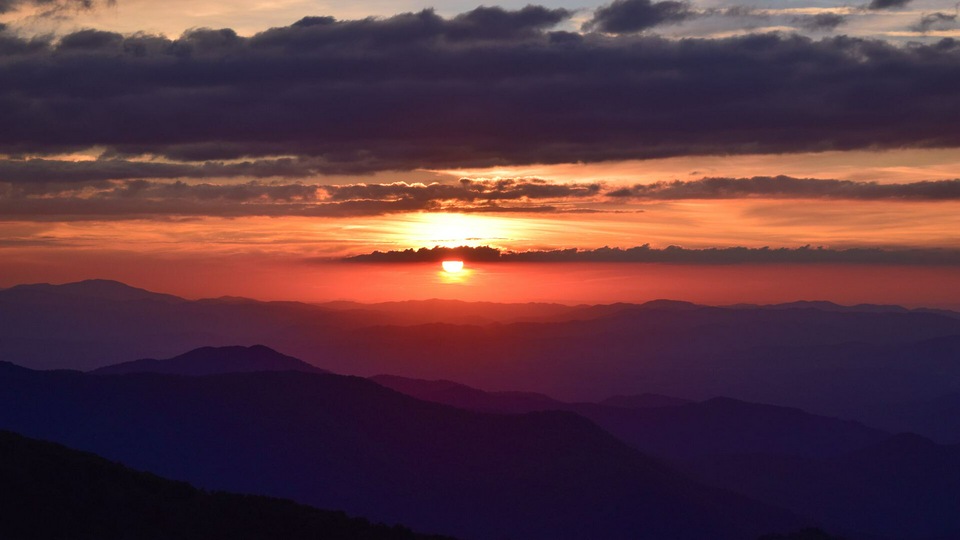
(2, 252), (959, 309)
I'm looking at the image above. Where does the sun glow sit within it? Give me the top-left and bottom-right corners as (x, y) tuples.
(438, 260), (472, 284)
(442, 260), (464, 273)
(402, 213), (512, 248)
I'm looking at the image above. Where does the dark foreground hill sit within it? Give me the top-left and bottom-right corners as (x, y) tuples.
(92, 345), (327, 376)
(0, 429), (450, 540)
(0, 362), (803, 540)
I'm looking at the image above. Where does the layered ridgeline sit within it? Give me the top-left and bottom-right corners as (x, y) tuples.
(2, 280), (959, 441)
(371, 375), (891, 460)
(0, 359), (804, 540)
(372, 374), (960, 540)
(0, 430), (451, 540)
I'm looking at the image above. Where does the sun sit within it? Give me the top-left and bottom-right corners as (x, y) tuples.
(441, 260), (464, 273)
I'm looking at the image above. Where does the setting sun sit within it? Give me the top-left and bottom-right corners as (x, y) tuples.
(441, 260), (465, 273)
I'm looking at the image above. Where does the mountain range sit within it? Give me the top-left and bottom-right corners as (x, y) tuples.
(370, 372), (960, 539)
(0, 358), (804, 540)
(4, 279), (960, 539)
(4, 280), (957, 442)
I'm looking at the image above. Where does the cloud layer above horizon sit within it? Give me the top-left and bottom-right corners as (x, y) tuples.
(3, 175), (960, 220)
(2, 2), (960, 283)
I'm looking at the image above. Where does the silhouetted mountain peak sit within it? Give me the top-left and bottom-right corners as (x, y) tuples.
(638, 299), (702, 311)
(92, 345), (328, 376)
(3, 279), (183, 303)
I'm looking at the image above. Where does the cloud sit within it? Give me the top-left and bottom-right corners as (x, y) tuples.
(0, 178), (605, 219)
(866, 0), (912, 10)
(607, 176), (960, 200)
(792, 13), (848, 32)
(325, 178), (601, 203)
(344, 244), (960, 265)
(1, 13), (960, 173)
(0, 157), (344, 183)
(447, 5), (572, 40)
(4, 174), (960, 219)
(0, 0), (110, 15)
(583, 0), (696, 33)
(912, 12), (958, 33)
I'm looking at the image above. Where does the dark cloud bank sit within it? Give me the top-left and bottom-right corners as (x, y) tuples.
(609, 176), (960, 200)
(0, 177), (603, 218)
(345, 245), (960, 265)
(1, 7), (960, 173)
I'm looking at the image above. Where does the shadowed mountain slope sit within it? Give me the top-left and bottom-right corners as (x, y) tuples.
(373, 375), (960, 539)
(92, 345), (328, 376)
(0, 430), (452, 540)
(0, 362), (804, 540)
(599, 393), (693, 409)
(370, 374), (566, 413)
(372, 375), (889, 459)
(684, 433), (960, 540)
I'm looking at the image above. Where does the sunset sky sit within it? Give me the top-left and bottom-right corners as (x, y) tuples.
(1, 0), (959, 305)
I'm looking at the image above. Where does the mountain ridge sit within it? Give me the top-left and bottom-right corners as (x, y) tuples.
(92, 345), (328, 376)
(0, 360), (805, 540)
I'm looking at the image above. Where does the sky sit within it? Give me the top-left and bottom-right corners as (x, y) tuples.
(1, 0), (959, 305)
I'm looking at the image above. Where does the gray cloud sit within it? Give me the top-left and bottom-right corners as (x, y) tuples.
(0, 0), (110, 14)
(4, 174), (960, 220)
(713, 5), (766, 18)
(583, 0), (696, 33)
(0, 157), (341, 184)
(607, 176), (960, 200)
(326, 178), (601, 203)
(867, 0), (913, 10)
(912, 12), (958, 32)
(1, 13), (960, 173)
(345, 244), (960, 265)
(0, 178), (605, 219)
(792, 13), (848, 32)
